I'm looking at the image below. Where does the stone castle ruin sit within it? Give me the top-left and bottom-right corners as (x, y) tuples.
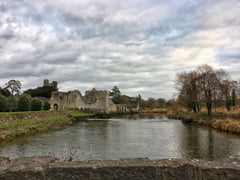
(44, 79), (58, 90)
(48, 80), (140, 113)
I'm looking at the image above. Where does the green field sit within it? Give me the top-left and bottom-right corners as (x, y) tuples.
(0, 110), (92, 142)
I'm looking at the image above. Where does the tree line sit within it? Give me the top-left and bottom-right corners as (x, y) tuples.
(0, 80), (53, 112)
(139, 98), (174, 109)
(0, 93), (51, 112)
(109, 85), (171, 108)
(109, 86), (140, 105)
(175, 64), (238, 116)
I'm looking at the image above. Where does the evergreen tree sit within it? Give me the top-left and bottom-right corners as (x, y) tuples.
(24, 86), (56, 98)
(0, 94), (7, 112)
(109, 86), (121, 98)
(6, 96), (18, 112)
(0, 87), (11, 97)
(43, 102), (51, 110)
(31, 99), (42, 111)
(18, 96), (30, 111)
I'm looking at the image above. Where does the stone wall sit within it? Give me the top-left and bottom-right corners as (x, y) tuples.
(0, 156), (239, 179)
(50, 88), (138, 113)
(43, 79), (58, 90)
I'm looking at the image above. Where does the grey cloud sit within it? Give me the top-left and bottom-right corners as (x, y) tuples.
(0, 34), (15, 39)
(1, 0), (240, 99)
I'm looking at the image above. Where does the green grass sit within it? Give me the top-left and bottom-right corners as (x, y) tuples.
(0, 115), (74, 142)
(0, 110), (92, 116)
(0, 110), (92, 142)
(194, 112), (213, 121)
(66, 110), (92, 117)
(0, 110), (54, 114)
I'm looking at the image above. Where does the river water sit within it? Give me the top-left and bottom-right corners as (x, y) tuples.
(0, 115), (240, 161)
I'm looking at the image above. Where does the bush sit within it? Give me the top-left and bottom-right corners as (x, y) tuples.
(112, 95), (130, 104)
(0, 87), (11, 97)
(43, 101), (51, 110)
(24, 86), (57, 98)
(6, 96), (18, 112)
(0, 94), (8, 112)
(31, 99), (42, 111)
(18, 96), (31, 111)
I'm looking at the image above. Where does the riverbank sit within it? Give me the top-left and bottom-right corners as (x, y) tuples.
(0, 156), (239, 179)
(0, 110), (92, 143)
(139, 108), (240, 134)
(168, 111), (240, 134)
(139, 108), (168, 114)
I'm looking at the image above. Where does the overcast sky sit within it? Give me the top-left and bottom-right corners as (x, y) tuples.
(0, 0), (240, 99)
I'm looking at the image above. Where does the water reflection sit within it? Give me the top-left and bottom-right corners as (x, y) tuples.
(0, 115), (240, 161)
(179, 124), (240, 160)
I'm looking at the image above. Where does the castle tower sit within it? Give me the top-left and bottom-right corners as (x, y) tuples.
(52, 81), (58, 90)
(43, 79), (58, 90)
(44, 79), (49, 86)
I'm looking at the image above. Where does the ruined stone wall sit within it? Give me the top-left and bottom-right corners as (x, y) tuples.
(107, 99), (118, 112)
(77, 89), (110, 113)
(43, 79), (58, 90)
(0, 156), (239, 180)
(50, 89), (121, 113)
(50, 91), (80, 110)
(50, 88), (140, 113)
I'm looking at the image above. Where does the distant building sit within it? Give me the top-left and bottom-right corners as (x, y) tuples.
(45, 79), (140, 113)
(50, 88), (140, 113)
(44, 79), (58, 90)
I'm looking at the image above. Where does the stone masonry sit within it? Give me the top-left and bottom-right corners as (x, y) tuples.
(43, 79), (58, 90)
(0, 156), (240, 180)
(50, 88), (136, 113)
(46, 79), (139, 113)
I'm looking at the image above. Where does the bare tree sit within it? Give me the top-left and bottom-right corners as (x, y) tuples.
(175, 64), (232, 116)
(175, 70), (200, 113)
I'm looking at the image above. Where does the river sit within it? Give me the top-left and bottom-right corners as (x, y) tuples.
(0, 115), (240, 161)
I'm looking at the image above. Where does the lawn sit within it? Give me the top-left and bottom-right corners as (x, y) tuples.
(65, 110), (92, 117)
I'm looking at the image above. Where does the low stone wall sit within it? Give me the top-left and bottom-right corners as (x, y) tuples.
(0, 156), (239, 179)
(0, 111), (66, 123)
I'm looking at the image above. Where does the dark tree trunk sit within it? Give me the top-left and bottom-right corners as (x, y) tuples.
(207, 101), (212, 116)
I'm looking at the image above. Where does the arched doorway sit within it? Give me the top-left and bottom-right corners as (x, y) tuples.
(54, 104), (58, 110)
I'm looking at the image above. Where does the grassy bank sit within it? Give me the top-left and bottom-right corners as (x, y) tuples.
(138, 108), (240, 134)
(0, 110), (92, 143)
(0, 110), (51, 114)
(0, 115), (74, 142)
(139, 108), (168, 114)
(66, 110), (92, 117)
(167, 110), (240, 134)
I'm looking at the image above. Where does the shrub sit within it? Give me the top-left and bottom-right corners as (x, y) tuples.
(0, 94), (7, 112)
(0, 87), (11, 97)
(31, 99), (42, 111)
(43, 101), (51, 110)
(24, 86), (57, 98)
(18, 96), (31, 111)
(6, 96), (18, 112)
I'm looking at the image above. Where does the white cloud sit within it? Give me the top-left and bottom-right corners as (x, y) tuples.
(0, 0), (240, 99)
